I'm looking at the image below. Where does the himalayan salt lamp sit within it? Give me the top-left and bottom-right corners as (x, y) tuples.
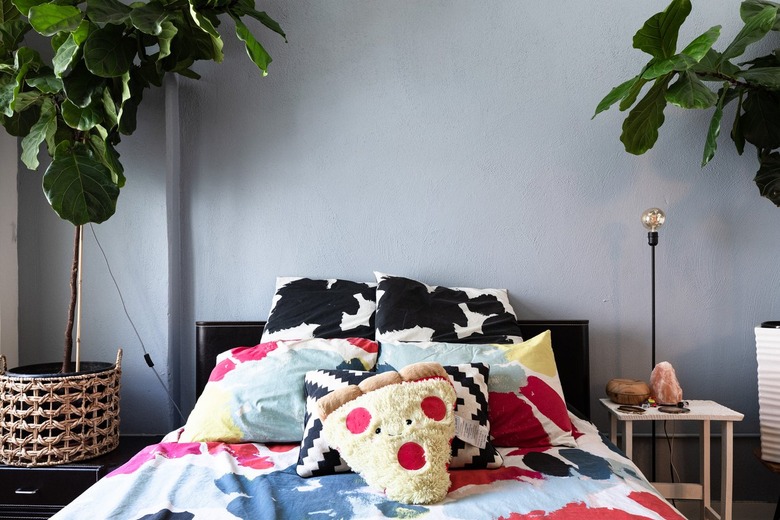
(650, 361), (683, 405)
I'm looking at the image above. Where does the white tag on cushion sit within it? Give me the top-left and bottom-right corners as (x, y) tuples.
(454, 415), (489, 449)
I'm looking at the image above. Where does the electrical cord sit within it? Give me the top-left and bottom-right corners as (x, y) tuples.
(89, 224), (186, 423)
(664, 420), (682, 484)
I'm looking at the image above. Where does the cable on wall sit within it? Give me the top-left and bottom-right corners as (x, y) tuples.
(89, 223), (186, 424)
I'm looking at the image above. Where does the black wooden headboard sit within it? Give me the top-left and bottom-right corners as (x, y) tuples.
(195, 320), (590, 419)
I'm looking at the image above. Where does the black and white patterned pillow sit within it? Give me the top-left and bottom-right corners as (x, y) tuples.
(261, 277), (376, 342)
(296, 363), (502, 477)
(297, 369), (376, 477)
(374, 273), (523, 344)
(444, 363), (503, 469)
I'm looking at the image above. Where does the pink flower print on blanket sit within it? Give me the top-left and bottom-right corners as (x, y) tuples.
(111, 441), (296, 476)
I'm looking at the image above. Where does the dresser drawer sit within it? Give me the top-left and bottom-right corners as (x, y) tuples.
(0, 504), (61, 519)
(0, 466), (100, 506)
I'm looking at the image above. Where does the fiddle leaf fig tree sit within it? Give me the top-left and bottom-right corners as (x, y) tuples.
(0, 0), (285, 371)
(594, 0), (780, 206)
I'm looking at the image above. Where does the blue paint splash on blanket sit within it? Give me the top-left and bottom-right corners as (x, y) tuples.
(215, 465), (429, 519)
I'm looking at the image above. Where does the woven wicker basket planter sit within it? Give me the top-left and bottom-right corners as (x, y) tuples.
(0, 350), (121, 467)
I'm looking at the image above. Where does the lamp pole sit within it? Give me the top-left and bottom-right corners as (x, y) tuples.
(642, 208), (665, 482)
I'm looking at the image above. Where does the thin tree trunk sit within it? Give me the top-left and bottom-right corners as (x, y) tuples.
(63, 225), (80, 373)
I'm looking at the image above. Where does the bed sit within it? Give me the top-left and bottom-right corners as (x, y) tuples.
(52, 275), (685, 519)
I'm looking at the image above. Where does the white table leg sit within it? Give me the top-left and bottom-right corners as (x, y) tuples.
(610, 414), (617, 446)
(702, 420), (711, 520)
(721, 421), (734, 520)
(624, 420), (633, 460)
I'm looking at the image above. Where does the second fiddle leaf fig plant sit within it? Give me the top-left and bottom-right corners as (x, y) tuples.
(0, 0), (285, 371)
(595, 0), (780, 206)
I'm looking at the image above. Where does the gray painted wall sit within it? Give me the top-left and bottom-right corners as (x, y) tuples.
(0, 133), (18, 369)
(16, 1), (780, 500)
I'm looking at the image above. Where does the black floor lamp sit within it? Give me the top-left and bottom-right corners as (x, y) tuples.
(641, 207), (665, 481)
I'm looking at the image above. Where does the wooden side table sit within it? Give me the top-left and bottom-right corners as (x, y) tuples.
(0, 435), (161, 519)
(600, 398), (743, 520)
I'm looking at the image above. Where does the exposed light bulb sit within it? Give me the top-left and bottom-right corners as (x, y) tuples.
(641, 208), (666, 232)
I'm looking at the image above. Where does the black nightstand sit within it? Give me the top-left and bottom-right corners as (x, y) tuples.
(0, 435), (161, 519)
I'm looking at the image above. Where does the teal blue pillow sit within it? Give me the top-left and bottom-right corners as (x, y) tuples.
(181, 338), (379, 443)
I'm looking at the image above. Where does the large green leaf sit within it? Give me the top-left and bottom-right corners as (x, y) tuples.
(693, 48), (741, 80)
(117, 72), (139, 134)
(162, 13), (216, 69)
(28, 3), (82, 36)
(26, 69), (63, 93)
(731, 91), (746, 155)
(0, 75), (13, 116)
(11, 89), (38, 110)
(232, 15), (270, 74)
(20, 96), (55, 169)
(1, 102), (39, 135)
(72, 19), (90, 44)
(619, 75), (649, 111)
(86, 0), (130, 25)
(251, 9), (286, 41)
(620, 76), (671, 154)
(680, 25), (721, 62)
(702, 84), (730, 167)
(130, 0), (167, 35)
(1, 0), (21, 23)
(52, 32), (79, 76)
(116, 70), (130, 109)
(157, 19), (176, 59)
(737, 67), (780, 89)
(593, 76), (638, 118)
(187, 2), (218, 37)
(741, 89), (780, 149)
(11, 0), (46, 17)
(666, 70), (718, 109)
(1, 19), (29, 51)
(230, 1), (286, 41)
(633, 0), (691, 59)
(741, 0), (780, 30)
(741, 53), (780, 68)
(117, 95), (136, 134)
(11, 47), (41, 111)
(83, 23), (136, 77)
(755, 152), (780, 206)
(61, 97), (101, 130)
(43, 141), (119, 225)
(63, 60), (104, 107)
(719, 5), (776, 63)
(137, 58), (163, 86)
(186, 3), (223, 62)
(641, 54), (695, 80)
(88, 132), (124, 186)
(101, 82), (116, 126)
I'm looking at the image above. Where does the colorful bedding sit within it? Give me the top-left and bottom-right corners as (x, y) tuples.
(52, 415), (684, 519)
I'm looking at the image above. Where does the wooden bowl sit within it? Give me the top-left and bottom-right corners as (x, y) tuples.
(606, 378), (651, 405)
